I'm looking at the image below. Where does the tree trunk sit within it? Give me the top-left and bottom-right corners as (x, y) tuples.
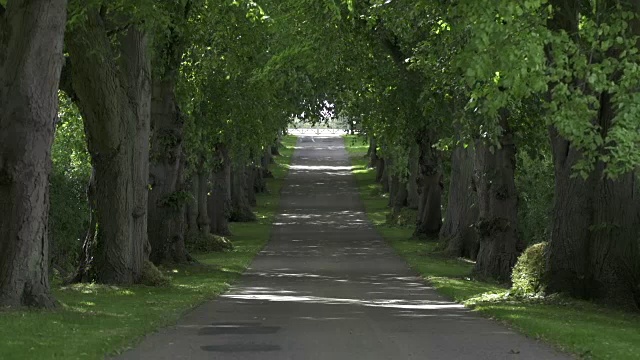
(271, 133), (282, 156)
(473, 120), (523, 282)
(208, 147), (232, 235)
(368, 137), (378, 168)
(186, 174), (199, 233)
(67, 18), (151, 284)
(380, 157), (390, 193)
(544, 0), (640, 309)
(0, 0), (67, 308)
(375, 157), (385, 183)
(230, 163), (257, 222)
(127, 26), (152, 272)
(392, 179), (409, 215)
(547, 100), (640, 309)
(262, 146), (274, 176)
(414, 134), (443, 238)
(407, 143), (420, 209)
(148, 79), (188, 264)
(386, 156), (397, 204)
(247, 164), (258, 207)
(197, 170), (211, 234)
(254, 163), (268, 194)
(441, 146), (479, 260)
(70, 169), (97, 284)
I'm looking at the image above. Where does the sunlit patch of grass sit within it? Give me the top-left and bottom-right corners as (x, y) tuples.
(343, 135), (640, 360)
(0, 136), (296, 360)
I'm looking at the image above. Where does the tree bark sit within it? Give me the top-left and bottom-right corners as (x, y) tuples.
(197, 170), (211, 234)
(271, 133), (282, 156)
(388, 175), (399, 207)
(208, 147), (232, 235)
(440, 146), (479, 260)
(368, 137), (378, 168)
(380, 157), (390, 193)
(547, 98), (640, 309)
(261, 146), (274, 176)
(414, 134), (443, 238)
(392, 179), (409, 215)
(230, 162), (257, 222)
(375, 157), (385, 183)
(0, 0), (67, 308)
(247, 164), (258, 207)
(544, 0), (640, 309)
(407, 143), (420, 209)
(253, 162), (268, 194)
(473, 120), (523, 282)
(67, 16), (151, 284)
(186, 174), (199, 233)
(148, 79), (188, 264)
(386, 156), (398, 205)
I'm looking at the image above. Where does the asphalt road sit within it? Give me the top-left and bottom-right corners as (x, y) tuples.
(117, 135), (569, 360)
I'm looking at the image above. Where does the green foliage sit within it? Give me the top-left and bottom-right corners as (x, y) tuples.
(386, 207), (417, 228)
(157, 190), (192, 211)
(186, 231), (233, 254)
(516, 150), (554, 246)
(511, 242), (548, 297)
(50, 93), (92, 272)
(139, 260), (171, 287)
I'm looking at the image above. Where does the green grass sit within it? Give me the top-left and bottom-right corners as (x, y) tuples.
(344, 134), (640, 360)
(0, 135), (297, 360)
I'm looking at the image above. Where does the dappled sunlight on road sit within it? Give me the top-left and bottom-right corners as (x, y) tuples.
(222, 287), (465, 311)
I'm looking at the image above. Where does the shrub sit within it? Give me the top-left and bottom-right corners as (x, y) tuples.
(386, 207), (417, 227)
(186, 231), (234, 254)
(511, 242), (548, 297)
(140, 260), (171, 287)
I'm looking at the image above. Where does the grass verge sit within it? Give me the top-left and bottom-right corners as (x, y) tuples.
(0, 135), (297, 360)
(344, 134), (640, 360)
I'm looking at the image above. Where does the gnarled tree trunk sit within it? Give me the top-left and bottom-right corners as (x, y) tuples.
(473, 121), (523, 282)
(148, 79), (188, 264)
(441, 146), (479, 260)
(67, 18), (151, 284)
(414, 134), (443, 238)
(0, 0), (67, 308)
